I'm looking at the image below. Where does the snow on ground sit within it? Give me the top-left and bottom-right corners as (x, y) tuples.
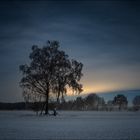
(0, 111), (140, 140)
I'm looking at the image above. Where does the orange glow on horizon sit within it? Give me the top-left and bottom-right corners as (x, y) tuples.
(74, 82), (130, 95)
(67, 83), (117, 96)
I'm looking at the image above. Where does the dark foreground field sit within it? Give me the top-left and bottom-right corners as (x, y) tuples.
(0, 111), (140, 140)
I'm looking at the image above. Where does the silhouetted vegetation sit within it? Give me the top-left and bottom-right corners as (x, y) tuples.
(113, 94), (128, 110)
(133, 96), (140, 111)
(57, 93), (105, 111)
(0, 102), (26, 110)
(19, 41), (83, 115)
(1, 93), (135, 112)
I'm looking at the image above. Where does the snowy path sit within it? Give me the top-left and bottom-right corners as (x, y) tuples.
(0, 111), (140, 140)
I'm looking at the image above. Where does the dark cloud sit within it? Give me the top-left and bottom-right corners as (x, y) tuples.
(0, 0), (140, 102)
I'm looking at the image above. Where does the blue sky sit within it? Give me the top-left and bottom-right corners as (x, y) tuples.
(0, 0), (140, 102)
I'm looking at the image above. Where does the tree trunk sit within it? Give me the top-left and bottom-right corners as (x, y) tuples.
(119, 104), (121, 111)
(57, 92), (60, 104)
(45, 84), (49, 115)
(45, 93), (49, 115)
(40, 102), (45, 115)
(57, 85), (61, 104)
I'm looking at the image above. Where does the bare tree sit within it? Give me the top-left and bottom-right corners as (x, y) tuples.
(19, 41), (83, 115)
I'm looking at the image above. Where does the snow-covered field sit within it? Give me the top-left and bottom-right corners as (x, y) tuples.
(0, 111), (140, 140)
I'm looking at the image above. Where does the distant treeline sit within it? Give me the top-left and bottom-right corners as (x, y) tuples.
(0, 102), (26, 110)
(0, 102), (56, 111)
(0, 94), (140, 111)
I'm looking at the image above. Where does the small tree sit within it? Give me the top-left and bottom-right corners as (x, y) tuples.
(85, 93), (99, 110)
(113, 94), (128, 110)
(75, 97), (84, 110)
(133, 96), (140, 111)
(19, 41), (83, 115)
(107, 100), (113, 111)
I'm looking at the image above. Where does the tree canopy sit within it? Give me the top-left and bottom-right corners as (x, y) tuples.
(19, 41), (83, 114)
(113, 94), (128, 110)
(133, 96), (140, 111)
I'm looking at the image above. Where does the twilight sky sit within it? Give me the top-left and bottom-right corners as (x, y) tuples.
(0, 0), (140, 102)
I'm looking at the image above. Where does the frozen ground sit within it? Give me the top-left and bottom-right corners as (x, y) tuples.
(0, 111), (140, 140)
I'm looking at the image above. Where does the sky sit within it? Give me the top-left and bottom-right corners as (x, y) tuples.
(0, 0), (140, 102)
